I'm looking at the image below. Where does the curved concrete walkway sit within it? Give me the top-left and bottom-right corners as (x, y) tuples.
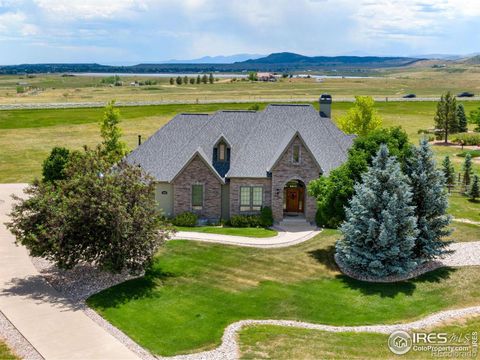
(173, 226), (321, 248)
(0, 184), (139, 360)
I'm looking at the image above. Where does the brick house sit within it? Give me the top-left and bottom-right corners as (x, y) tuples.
(126, 95), (354, 223)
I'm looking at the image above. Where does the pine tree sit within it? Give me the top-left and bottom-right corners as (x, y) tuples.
(434, 92), (458, 143)
(201, 74), (208, 84)
(468, 175), (479, 201)
(457, 103), (468, 133)
(208, 73), (214, 84)
(462, 153), (473, 189)
(176, 76), (182, 85)
(196, 75), (201, 84)
(442, 156), (455, 191)
(336, 145), (418, 278)
(100, 100), (127, 164)
(169, 77), (174, 85)
(405, 139), (452, 262)
(183, 76), (188, 85)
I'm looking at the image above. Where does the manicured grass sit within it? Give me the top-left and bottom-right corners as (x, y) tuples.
(457, 149), (480, 158)
(448, 193), (480, 223)
(0, 341), (18, 360)
(87, 230), (480, 356)
(175, 226), (278, 238)
(447, 222), (480, 242)
(239, 316), (480, 359)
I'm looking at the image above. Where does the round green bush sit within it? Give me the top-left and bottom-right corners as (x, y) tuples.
(172, 212), (198, 227)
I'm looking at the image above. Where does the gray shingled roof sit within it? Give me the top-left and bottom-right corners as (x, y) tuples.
(125, 104), (354, 181)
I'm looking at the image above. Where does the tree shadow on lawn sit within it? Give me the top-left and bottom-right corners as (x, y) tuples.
(308, 245), (339, 272)
(336, 267), (456, 298)
(86, 267), (176, 310)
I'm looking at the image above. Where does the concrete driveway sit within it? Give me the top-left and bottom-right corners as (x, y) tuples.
(0, 183), (139, 360)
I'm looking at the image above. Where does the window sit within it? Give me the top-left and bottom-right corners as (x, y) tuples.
(240, 186), (263, 211)
(219, 143), (226, 161)
(292, 144), (300, 164)
(191, 184), (204, 210)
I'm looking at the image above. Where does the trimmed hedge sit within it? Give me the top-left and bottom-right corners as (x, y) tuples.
(230, 207), (274, 228)
(172, 212), (198, 227)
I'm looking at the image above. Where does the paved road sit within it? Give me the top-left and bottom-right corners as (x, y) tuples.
(1, 96), (479, 110)
(0, 184), (139, 360)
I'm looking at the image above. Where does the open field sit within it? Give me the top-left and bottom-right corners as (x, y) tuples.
(239, 316), (480, 359)
(1, 100), (479, 183)
(1, 63), (480, 104)
(87, 229), (480, 356)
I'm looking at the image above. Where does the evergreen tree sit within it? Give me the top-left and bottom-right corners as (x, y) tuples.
(336, 145), (418, 278)
(441, 156), (455, 191)
(183, 76), (188, 85)
(196, 75), (201, 84)
(208, 73), (214, 84)
(462, 153), (473, 189)
(201, 74), (208, 84)
(42, 147), (70, 183)
(189, 77), (195, 84)
(434, 92), (458, 143)
(470, 106), (480, 132)
(100, 100), (127, 164)
(169, 77), (174, 85)
(176, 76), (182, 85)
(468, 175), (480, 201)
(405, 139), (451, 262)
(457, 103), (468, 133)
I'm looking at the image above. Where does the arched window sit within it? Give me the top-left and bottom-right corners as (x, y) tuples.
(219, 142), (226, 161)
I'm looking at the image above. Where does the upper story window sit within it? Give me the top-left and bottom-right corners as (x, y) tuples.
(219, 143), (226, 161)
(292, 144), (301, 164)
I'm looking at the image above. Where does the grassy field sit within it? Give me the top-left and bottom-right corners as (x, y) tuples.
(87, 229), (480, 356)
(175, 226), (278, 238)
(1, 100), (479, 183)
(1, 64), (480, 104)
(239, 316), (480, 359)
(0, 341), (17, 360)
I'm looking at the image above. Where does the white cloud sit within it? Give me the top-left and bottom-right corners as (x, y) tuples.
(0, 11), (38, 37)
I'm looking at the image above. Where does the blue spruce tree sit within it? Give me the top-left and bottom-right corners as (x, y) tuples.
(405, 139), (452, 262)
(336, 145), (418, 278)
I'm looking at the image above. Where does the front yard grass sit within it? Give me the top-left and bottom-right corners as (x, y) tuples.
(175, 226), (278, 238)
(239, 316), (480, 359)
(87, 229), (480, 356)
(448, 192), (480, 223)
(0, 341), (17, 360)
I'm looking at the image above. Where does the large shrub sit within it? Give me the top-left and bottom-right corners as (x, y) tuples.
(451, 132), (480, 146)
(336, 145), (418, 278)
(172, 212), (198, 227)
(7, 147), (171, 274)
(42, 147), (70, 182)
(260, 206), (274, 227)
(308, 127), (412, 228)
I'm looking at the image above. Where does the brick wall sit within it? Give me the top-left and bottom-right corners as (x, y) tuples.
(271, 136), (320, 222)
(229, 178), (272, 217)
(172, 155), (222, 220)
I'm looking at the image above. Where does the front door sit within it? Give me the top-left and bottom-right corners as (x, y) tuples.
(286, 188), (303, 212)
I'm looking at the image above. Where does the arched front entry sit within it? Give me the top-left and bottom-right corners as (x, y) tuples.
(283, 179), (305, 215)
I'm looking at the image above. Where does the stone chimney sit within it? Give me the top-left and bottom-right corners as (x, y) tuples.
(319, 94), (332, 118)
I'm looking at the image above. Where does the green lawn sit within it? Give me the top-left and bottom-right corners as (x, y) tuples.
(447, 221), (480, 242)
(0, 341), (17, 360)
(448, 193), (480, 223)
(239, 316), (480, 359)
(175, 226), (278, 238)
(87, 229), (480, 356)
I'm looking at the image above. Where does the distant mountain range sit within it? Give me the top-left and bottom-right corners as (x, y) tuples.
(0, 51), (452, 75)
(159, 53), (265, 64)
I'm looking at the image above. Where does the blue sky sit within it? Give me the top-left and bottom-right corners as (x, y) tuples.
(0, 0), (479, 64)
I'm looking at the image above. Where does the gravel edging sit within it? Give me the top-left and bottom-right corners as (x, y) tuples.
(0, 310), (43, 360)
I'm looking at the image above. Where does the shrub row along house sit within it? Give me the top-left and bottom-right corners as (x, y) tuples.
(126, 95), (354, 223)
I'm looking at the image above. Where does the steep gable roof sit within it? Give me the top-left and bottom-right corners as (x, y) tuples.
(125, 104), (354, 181)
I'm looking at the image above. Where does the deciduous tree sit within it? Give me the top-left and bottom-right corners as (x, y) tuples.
(338, 96), (382, 137)
(100, 100), (127, 164)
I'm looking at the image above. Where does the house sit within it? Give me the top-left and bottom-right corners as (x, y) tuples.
(126, 95), (354, 223)
(257, 72), (277, 81)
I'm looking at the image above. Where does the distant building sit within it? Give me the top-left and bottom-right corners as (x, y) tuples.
(257, 72), (277, 82)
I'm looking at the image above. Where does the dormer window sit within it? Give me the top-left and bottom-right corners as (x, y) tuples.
(219, 143), (226, 161)
(292, 144), (300, 164)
